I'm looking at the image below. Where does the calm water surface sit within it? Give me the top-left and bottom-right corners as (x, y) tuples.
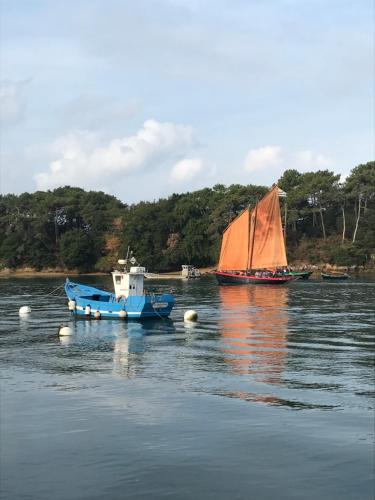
(0, 276), (374, 500)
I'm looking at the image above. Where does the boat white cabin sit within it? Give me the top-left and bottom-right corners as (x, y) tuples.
(112, 260), (146, 299)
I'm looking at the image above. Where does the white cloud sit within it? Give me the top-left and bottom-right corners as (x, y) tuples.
(170, 158), (204, 183)
(0, 79), (29, 128)
(169, 158), (217, 189)
(244, 145), (283, 172)
(243, 145), (334, 174)
(242, 145), (336, 185)
(293, 150), (334, 169)
(34, 120), (197, 190)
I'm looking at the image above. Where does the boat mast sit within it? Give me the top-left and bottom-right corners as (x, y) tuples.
(284, 200), (287, 243)
(277, 186), (288, 245)
(248, 201), (258, 273)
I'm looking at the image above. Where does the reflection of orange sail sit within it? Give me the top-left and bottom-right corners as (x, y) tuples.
(219, 285), (288, 382)
(218, 208), (250, 271)
(249, 187), (287, 270)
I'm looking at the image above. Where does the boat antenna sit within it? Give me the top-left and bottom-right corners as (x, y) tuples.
(123, 246), (130, 272)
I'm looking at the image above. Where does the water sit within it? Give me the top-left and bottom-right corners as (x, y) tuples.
(1, 276), (374, 500)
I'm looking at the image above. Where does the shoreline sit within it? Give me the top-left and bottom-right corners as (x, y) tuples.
(1, 265), (374, 279)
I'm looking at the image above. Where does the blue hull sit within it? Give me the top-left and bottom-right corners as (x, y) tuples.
(65, 279), (174, 319)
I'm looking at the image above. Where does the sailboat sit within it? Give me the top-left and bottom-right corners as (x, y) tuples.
(214, 185), (294, 285)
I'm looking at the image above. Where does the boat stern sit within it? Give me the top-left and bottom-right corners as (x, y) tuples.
(142, 293), (175, 318)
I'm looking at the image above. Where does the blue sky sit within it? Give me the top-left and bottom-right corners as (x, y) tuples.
(1, 0), (374, 202)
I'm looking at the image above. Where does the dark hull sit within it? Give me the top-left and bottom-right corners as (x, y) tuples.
(288, 271), (313, 280)
(321, 273), (349, 281)
(215, 271), (294, 285)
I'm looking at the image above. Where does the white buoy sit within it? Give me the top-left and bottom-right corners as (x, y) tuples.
(119, 310), (127, 319)
(184, 309), (198, 322)
(184, 320), (197, 330)
(68, 300), (76, 311)
(59, 336), (71, 346)
(59, 336), (72, 346)
(85, 305), (91, 316)
(19, 305), (31, 315)
(59, 325), (72, 336)
(94, 310), (101, 320)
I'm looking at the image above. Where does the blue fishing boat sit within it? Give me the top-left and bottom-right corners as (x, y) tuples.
(65, 258), (174, 319)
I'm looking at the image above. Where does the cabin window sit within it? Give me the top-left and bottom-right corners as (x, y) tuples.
(115, 276), (121, 284)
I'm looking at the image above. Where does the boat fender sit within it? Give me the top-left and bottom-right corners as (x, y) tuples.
(85, 305), (91, 316)
(94, 310), (101, 320)
(59, 325), (72, 336)
(68, 300), (76, 311)
(184, 310), (198, 322)
(19, 305), (31, 315)
(119, 310), (127, 319)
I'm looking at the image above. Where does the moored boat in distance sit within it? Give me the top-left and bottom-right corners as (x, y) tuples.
(321, 272), (350, 281)
(65, 255), (174, 319)
(287, 270), (313, 280)
(181, 265), (201, 279)
(214, 186), (294, 285)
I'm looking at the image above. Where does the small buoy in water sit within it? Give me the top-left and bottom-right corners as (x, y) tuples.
(184, 320), (197, 330)
(119, 310), (127, 319)
(68, 300), (76, 311)
(19, 305), (31, 315)
(184, 310), (198, 322)
(59, 336), (71, 346)
(94, 310), (101, 320)
(85, 305), (91, 316)
(59, 325), (72, 336)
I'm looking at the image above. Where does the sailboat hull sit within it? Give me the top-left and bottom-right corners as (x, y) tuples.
(214, 271), (294, 285)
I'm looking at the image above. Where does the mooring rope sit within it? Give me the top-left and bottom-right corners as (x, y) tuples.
(45, 282), (66, 296)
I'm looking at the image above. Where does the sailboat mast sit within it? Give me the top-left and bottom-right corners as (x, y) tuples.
(284, 200), (287, 243)
(248, 202), (258, 273)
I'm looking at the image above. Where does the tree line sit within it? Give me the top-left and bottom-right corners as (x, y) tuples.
(0, 161), (374, 272)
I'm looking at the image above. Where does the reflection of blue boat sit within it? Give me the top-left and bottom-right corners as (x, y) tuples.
(65, 258), (174, 320)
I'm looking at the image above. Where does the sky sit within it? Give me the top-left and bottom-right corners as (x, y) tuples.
(0, 0), (374, 203)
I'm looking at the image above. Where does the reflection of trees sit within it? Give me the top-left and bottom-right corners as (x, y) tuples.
(219, 286), (289, 384)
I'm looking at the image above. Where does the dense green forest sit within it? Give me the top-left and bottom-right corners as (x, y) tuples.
(0, 162), (374, 272)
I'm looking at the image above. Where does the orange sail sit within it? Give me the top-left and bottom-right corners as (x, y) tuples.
(217, 185), (287, 272)
(248, 186), (287, 270)
(218, 208), (250, 271)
